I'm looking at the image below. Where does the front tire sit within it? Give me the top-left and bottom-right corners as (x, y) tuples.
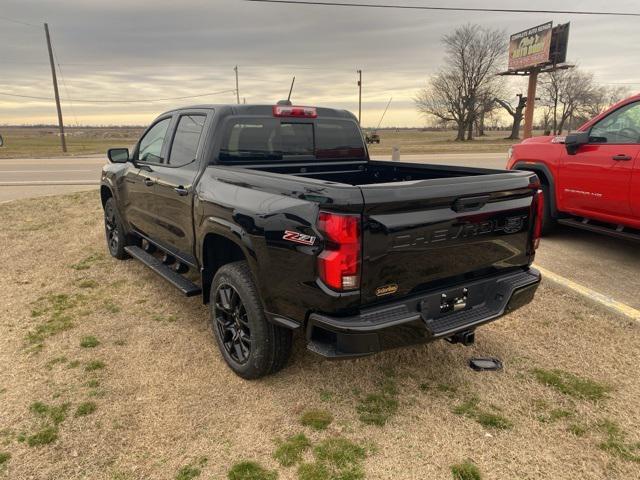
(210, 261), (292, 379)
(104, 197), (128, 260)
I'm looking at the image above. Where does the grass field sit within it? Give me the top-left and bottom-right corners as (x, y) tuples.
(0, 126), (535, 159)
(365, 129), (537, 156)
(0, 127), (143, 159)
(1, 191), (639, 480)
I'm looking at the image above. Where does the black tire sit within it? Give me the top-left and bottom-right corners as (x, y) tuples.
(210, 261), (292, 379)
(104, 197), (128, 260)
(540, 183), (556, 235)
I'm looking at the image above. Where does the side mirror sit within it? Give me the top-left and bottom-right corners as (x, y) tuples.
(107, 148), (130, 163)
(0, 134), (4, 147)
(564, 131), (589, 155)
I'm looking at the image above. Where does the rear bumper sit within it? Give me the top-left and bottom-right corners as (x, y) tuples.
(306, 267), (540, 358)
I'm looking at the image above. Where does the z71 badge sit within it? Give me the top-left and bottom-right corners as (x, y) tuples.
(283, 230), (316, 246)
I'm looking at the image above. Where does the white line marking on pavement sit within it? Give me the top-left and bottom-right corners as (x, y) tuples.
(537, 265), (640, 322)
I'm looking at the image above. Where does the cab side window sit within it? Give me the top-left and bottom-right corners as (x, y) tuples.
(590, 102), (640, 144)
(168, 115), (206, 167)
(138, 118), (171, 163)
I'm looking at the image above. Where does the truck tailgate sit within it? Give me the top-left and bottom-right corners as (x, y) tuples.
(359, 172), (537, 306)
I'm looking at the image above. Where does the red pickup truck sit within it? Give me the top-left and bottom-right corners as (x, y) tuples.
(507, 93), (640, 241)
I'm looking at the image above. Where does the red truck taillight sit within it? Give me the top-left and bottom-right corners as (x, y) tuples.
(272, 105), (318, 118)
(317, 211), (361, 291)
(533, 189), (544, 250)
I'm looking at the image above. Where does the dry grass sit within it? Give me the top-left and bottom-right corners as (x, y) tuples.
(0, 126), (538, 160)
(0, 126), (142, 158)
(0, 191), (639, 479)
(365, 129), (544, 155)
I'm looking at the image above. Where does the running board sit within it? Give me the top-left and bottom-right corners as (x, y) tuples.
(124, 245), (202, 297)
(558, 218), (640, 243)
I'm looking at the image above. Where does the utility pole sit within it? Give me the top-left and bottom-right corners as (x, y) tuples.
(234, 65), (240, 104)
(44, 23), (66, 153)
(523, 68), (539, 139)
(357, 70), (362, 124)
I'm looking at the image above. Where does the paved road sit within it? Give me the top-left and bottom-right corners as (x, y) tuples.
(1, 152), (638, 310)
(0, 153), (506, 203)
(0, 155), (103, 202)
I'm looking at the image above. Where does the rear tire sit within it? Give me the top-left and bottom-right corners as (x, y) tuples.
(210, 261), (292, 379)
(104, 197), (128, 260)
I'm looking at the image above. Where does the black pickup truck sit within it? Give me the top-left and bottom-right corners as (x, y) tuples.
(101, 104), (543, 379)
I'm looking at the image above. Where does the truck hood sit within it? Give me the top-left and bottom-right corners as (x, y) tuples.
(519, 135), (556, 144)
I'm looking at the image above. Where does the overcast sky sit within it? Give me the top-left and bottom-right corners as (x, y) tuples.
(1, 0), (639, 126)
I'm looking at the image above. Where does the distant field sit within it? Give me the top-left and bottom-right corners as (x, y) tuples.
(366, 129), (540, 156)
(0, 127), (143, 159)
(0, 126), (538, 158)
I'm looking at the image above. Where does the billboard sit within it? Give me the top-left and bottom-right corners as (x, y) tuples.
(508, 22), (553, 71)
(549, 23), (570, 65)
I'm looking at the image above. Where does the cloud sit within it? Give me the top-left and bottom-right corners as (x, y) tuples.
(1, 0), (638, 125)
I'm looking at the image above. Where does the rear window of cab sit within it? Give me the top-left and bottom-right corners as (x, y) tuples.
(219, 117), (366, 163)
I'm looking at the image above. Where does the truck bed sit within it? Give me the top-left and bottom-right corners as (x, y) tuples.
(223, 159), (538, 306)
(243, 160), (492, 186)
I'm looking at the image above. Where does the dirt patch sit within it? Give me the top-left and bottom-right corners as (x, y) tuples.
(0, 191), (639, 480)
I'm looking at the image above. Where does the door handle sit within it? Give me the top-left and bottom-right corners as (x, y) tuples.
(143, 177), (155, 187)
(174, 186), (189, 196)
(612, 154), (632, 161)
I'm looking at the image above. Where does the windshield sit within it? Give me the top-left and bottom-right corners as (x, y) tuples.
(219, 117), (366, 163)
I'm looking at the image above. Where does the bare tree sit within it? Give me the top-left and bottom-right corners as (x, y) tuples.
(495, 93), (527, 139)
(582, 84), (630, 119)
(415, 70), (468, 140)
(415, 24), (506, 141)
(475, 87), (503, 137)
(540, 107), (554, 134)
(540, 68), (601, 134)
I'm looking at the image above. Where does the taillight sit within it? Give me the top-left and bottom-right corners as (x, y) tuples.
(272, 105), (318, 118)
(533, 189), (544, 250)
(317, 211), (361, 291)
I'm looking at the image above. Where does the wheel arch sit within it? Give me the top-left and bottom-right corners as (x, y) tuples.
(512, 161), (558, 217)
(100, 184), (114, 208)
(201, 232), (252, 304)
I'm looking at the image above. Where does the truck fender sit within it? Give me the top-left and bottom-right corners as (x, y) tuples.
(199, 216), (260, 304)
(512, 161), (558, 218)
(99, 181), (116, 208)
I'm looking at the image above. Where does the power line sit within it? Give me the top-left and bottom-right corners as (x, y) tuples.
(245, 0), (640, 17)
(0, 15), (39, 27)
(51, 43), (80, 127)
(0, 89), (238, 103)
(0, 93), (53, 100)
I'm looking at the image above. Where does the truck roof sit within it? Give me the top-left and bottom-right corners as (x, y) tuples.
(162, 104), (358, 120)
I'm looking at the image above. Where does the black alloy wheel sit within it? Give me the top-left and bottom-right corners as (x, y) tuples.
(209, 261), (292, 379)
(104, 203), (119, 254)
(104, 197), (128, 259)
(214, 283), (251, 364)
